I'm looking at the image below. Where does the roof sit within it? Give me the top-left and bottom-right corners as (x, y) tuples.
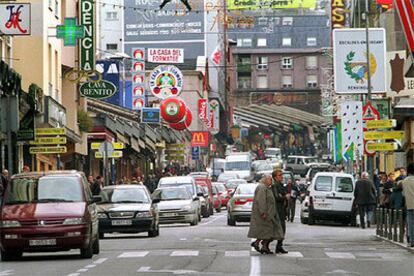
(102, 184), (147, 189)
(11, 170), (83, 179)
(313, 172), (353, 178)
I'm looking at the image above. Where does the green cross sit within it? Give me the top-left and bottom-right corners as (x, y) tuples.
(56, 18), (84, 46)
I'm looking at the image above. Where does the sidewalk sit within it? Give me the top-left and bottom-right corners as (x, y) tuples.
(375, 234), (414, 253)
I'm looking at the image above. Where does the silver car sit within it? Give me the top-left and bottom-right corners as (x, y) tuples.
(227, 183), (258, 226)
(152, 187), (200, 226)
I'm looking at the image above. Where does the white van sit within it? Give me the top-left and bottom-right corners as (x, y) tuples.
(224, 152), (253, 182)
(306, 172), (357, 226)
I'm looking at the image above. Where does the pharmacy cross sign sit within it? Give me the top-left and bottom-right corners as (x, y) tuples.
(56, 18), (84, 46)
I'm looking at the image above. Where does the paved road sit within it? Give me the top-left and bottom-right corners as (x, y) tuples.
(1, 208), (413, 276)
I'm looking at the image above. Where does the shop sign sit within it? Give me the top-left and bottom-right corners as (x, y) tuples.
(333, 28), (387, 94)
(36, 128), (66, 136)
(91, 142), (124, 150)
(364, 130), (405, 140)
(227, 0), (316, 10)
(30, 137), (67, 145)
(132, 48), (146, 110)
(141, 107), (161, 123)
(148, 48), (184, 64)
(209, 99), (220, 134)
(79, 80), (117, 99)
(30, 146), (67, 154)
(95, 151), (122, 158)
(331, 0), (350, 29)
(366, 142), (397, 151)
(79, 0), (94, 70)
(0, 3), (31, 35)
(17, 110), (35, 141)
(149, 65), (184, 99)
(191, 131), (209, 147)
(45, 96), (67, 128)
(366, 119), (396, 129)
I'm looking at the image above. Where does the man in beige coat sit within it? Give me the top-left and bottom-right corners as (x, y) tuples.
(402, 163), (414, 247)
(248, 175), (284, 254)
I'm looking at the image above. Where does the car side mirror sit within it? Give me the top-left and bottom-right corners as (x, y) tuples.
(152, 198), (161, 204)
(193, 197), (200, 201)
(92, 195), (102, 203)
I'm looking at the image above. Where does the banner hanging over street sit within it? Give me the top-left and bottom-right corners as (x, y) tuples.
(333, 28), (387, 94)
(227, 0), (316, 10)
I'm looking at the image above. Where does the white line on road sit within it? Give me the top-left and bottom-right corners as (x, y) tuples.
(280, 251), (304, 258)
(0, 270), (14, 276)
(93, 258), (108, 264)
(325, 252), (356, 259)
(171, 250), (199, 256)
(66, 274), (80, 276)
(249, 256), (261, 276)
(85, 264), (96, 269)
(76, 269), (88, 273)
(200, 214), (226, 226)
(137, 267), (151, 272)
(118, 251), (149, 258)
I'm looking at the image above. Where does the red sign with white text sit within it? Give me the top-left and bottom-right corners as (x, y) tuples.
(191, 131), (209, 147)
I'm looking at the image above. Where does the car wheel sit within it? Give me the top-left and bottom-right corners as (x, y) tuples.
(190, 216), (198, 226)
(308, 211), (315, 225)
(0, 248), (22, 261)
(92, 235), (100, 254)
(202, 208), (209, 218)
(99, 232), (104, 239)
(227, 215), (236, 226)
(80, 235), (94, 259)
(300, 216), (308, 224)
(216, 206), (222, 213)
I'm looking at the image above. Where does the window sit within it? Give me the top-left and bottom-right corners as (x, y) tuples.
(335, 177), (353, 192)
(106, 11), (118, 20)
(237, 38), (252, 47)
(257, 75), (268, 89)
(282, 38), (291, 46)
(258, 17), (267, 26)
(282, 75), (293, 88)
(306, 56), (318, 69)
(237, 75), (251, 89)
(257, 56), (268, 70)
(257, 38), (267, 47)
(48, 0), (53, 9)
(287, 158), (295, 164)
(307, 75), (318, 88)
(315, 176), (333, 192)
(274, 17), (281, 25)
(281, 57), (293, 69)
(106, 44), (118, 50)
(282, 17), (293, 26)
(307, 37), (317, 46)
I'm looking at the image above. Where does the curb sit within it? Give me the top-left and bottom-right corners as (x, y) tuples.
(375, 235), (414, 253)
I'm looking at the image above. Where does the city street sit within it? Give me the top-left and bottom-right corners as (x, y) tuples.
(1, 206), (413, 276)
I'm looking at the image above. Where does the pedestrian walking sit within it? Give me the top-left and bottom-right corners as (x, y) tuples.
(402, 163), (414, 247)
(271, 169), (289, 254)
(354, 172), (377, 228)
(286, 178), (300, 222)
(91, 176), (102, 196)
(380, 172), (394, 208)
(248, 175), (284, 254)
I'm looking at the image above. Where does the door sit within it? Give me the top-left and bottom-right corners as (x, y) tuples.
(331, 176), (354, 212)
(312, 175), (334, 211)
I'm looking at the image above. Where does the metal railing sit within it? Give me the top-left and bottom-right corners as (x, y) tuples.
(376, 208), (406, 243)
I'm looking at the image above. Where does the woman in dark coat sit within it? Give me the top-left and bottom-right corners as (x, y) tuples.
(248, 175), (284, 254)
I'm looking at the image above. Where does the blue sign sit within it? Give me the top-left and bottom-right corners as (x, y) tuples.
(96, 60), (122, 106)
(192, 146), (200, 160)
(141, 107), (160, 123)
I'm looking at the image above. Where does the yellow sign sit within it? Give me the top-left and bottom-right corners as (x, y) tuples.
(30, 146), (67, 154)
(227, 0), (316, 10)
(30, 137), (67, 145)
(91, 142), (124, 150)
(166, 144), (185, 148)
(95, 151), (123, 158)
(364, 131), (405, 140)
(366, 120), (396, 129)
(36, 128), (66, 136)
(366, 142), (397, 151)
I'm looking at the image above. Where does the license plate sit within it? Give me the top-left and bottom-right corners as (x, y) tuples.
(111, 220), (132, 226)
(29, 239), (56, 246)
(162, 213), (179, 217)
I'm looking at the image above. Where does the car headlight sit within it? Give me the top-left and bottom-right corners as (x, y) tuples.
(1, 220), (21, 228)
(182, 205), (193, 211)
(63, 218), (85, 225)
(97, 213), (107, 219)
(136, 212), (152, 218)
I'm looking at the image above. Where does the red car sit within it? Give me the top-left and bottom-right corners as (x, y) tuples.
(0, 171), (100, 261)
(190, 173), (214, 216)
(213, 182), (230, 207)
(211, 185), (222, 212)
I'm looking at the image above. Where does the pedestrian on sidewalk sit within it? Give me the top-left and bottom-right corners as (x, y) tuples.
(402, 163), (414, 247)
(354, 172), (377, 229)
(248, 174), (284, 255)
(271, 169), (289, 254)
(91, 176), (102, 196)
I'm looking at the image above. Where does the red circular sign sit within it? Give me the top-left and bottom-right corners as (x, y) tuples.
(170, 108), (192, 130)
(160, 97), (187, 123)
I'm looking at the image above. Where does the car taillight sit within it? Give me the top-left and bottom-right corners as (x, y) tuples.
(235, 198), (253, 205)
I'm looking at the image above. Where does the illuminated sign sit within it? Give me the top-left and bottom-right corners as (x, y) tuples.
(191, 131), (209, 147)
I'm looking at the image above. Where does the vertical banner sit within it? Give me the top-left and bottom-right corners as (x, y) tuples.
(395, 0), (414, 60)
(79, 0), (95, 71)
(131, 48), (146, 110)
(208, 99), (220, 134)
(340, 101), (363, 161)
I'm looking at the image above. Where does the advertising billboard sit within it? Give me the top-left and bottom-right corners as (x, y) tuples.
(227, 0), (316, 10)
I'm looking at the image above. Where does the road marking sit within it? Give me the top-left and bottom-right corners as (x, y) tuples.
(280, 251), (304, 258)
(76, 269), (88, 273)
(180, 238), (187, 241)
(325, 252), (356, 259)
(137, 267), (151, 272)
(66, 274), (80, 276)
(0, 270), (14, 276)
(93, 258), (108, 264)
(171, 250), (199, 256)
(118, 251), (149, 258)
(85, 264), (96, 268)
(249, 256), (261, 276)
(326, 269), (359, 274)
(200, 214), (226, 225)
(225, 250), (250, 257)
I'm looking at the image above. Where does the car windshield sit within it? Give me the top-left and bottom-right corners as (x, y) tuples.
(225, 161), (250, 171)
(236, 184), (258, 195)
(304, 158), (319, 164)
(315, 176), (333, 191)
(226, 180), (247, 189)
(156, 188), (191, 200)
(257, 163), (273, 171)
(4, 176), (83, 204)
(100, 188), (150, 203)
(265, 149), (281, 157)
(160, 183), (194, 195)
(214, 184), (226, 192)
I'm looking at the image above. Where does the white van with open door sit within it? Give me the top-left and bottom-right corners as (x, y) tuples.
(307, 172), (357, 226)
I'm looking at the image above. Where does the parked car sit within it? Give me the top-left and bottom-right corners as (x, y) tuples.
(96, 185), (159, 238)
(191, 174), (214, 216)
(285, 156), (330, 177)
(217, 172), (240, 183)
(211, 185), (222, 212)
(152, 187), (200, 226)
(305, 172), (357, 226)
(196, 185), (210, 218)
(0, 171), (100, 261)
(225, 179), (248, 195)
(227, 183), (259, 226)
(157, 176), (201, 220)
(212, 182), (230, 207)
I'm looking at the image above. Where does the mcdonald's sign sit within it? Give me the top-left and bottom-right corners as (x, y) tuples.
(191, 131), (209, 147)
